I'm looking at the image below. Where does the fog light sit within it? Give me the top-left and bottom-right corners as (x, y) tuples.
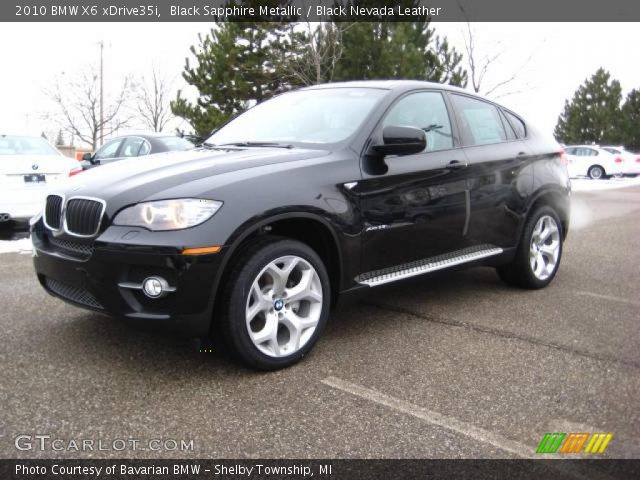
(142, 276), (170, 298)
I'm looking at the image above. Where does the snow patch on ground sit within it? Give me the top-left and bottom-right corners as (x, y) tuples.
(571, 176), (640, 192)
(0, 237), (33, 255)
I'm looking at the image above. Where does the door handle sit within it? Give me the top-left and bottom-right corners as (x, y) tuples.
(448, 160), (468, 170)
(517, 151), (527, 158)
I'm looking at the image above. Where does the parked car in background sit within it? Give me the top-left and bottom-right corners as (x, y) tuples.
(0, 134), (81, 224)
(81, 133), (194, 169)
(564, 145), (623, 179)
(602, 145), (640, 176)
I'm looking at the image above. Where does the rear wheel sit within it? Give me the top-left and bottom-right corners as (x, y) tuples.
(588, 165), (605, 179)
(497, 206), (563, 289)
(221, 237), (330, 370)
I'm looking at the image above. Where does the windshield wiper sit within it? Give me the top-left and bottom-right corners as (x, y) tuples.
(219, 141), (294, 149)
(200, 142), (242, 150)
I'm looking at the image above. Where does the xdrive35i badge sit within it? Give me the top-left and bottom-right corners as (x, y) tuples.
(365, 224), (390, 232)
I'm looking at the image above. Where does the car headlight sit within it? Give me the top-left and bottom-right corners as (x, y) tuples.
(113, 199), (222, 231)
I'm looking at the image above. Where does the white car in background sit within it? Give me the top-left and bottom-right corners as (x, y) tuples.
(564, 145), (624, 179)
(0, 134), (82, 224)
(602, 145), (640, 176)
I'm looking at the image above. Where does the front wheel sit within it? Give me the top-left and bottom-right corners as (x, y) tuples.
(221, 237), (330, 370)
(497, 206), (563, 289)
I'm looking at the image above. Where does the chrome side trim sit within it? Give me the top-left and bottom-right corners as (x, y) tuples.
(43, 193), (65, 232)
(357, 246), (504, 287)
(62, 196), (107, 238)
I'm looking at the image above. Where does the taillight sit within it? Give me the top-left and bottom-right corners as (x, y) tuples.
(69, 166), (83, 177)
(558, 149), (569, 166)
(614, 156), (623, 163)
(636, 157), (640, 163)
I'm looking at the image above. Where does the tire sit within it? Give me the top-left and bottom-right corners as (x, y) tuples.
(220, 236), (330, 370)
(497, 206), (563, 289)
(588, 165), (605, 179)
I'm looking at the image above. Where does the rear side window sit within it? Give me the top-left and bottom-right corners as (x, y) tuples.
(382, 91), (453, 152)
(139, 141), (151, 156)
(575, 147), (598, 156)
(499, 110), (517, 140)
(503, 110), (527, 138)
(451, 94), (507, 146)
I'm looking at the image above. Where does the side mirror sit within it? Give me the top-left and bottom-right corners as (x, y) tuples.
(82, 153), (100, 165)
(373, 126), (426, 156)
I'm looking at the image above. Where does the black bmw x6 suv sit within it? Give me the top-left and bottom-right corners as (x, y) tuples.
(32, 81), (570, 370)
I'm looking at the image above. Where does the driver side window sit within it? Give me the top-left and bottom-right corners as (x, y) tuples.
(382, 91), (453, 152)
(94, 139), (122, 160)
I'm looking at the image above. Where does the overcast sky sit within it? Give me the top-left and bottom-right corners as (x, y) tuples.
(0, 22), (637, 144)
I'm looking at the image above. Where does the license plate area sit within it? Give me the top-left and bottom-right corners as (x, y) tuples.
(24, 174), (46, 184)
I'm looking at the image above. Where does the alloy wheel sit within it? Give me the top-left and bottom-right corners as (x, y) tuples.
(245, 255), (323, 357)
(529, 215), (561, 281)
(589, 166), (604, 179)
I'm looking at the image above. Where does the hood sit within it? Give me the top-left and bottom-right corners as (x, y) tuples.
(63, 147), (329, 211)
(0, 154), (77, 175)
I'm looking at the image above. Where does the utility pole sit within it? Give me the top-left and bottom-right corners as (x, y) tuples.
(99, 40), (104, 146)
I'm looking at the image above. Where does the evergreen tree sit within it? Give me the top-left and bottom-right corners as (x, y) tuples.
(621, 88), (640, 151)
(172, 1), (467, 135)
(554, 68), (623, 145)
(171, 23), (286, 137)
(332, 22), (466, 86)
(171, 2), (294, 137)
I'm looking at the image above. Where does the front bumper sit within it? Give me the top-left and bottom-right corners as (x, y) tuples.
(31, 219), (225, 336)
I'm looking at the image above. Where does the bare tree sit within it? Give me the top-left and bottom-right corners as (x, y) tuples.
(456, 0), (542, 100)
(462, 22), (537, 99)
(133, 66), (174, 132)
(49, 68), (130, 150)
(286, 22), (350, 86)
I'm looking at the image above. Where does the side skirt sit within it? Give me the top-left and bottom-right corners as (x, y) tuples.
(356, 245), (504, 287)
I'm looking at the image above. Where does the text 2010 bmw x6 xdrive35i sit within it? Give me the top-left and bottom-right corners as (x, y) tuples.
(32, 81), (570, 370)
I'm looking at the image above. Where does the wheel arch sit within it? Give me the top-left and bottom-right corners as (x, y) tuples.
(208, 211), (344, 333)
(526, 187), (570, 240)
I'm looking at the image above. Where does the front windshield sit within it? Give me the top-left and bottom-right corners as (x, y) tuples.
(206, 87), (387, 146)
(0, 135), (60, 156)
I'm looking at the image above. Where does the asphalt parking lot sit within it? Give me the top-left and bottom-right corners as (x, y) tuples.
(1, 185), (639, 460)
